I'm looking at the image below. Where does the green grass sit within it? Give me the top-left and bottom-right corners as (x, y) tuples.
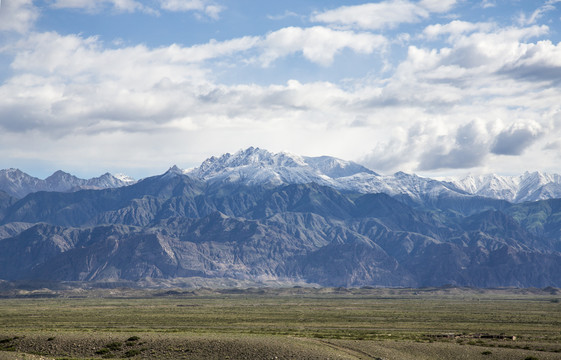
(0, 287), (560, 359)
(1, 291), (559, 341)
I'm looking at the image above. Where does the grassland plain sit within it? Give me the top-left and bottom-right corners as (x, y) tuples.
(0, 286), (560, 359)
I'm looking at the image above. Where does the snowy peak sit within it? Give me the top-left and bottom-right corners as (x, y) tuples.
(84, 172), (136, 190)
(0, 169), (136, 198)
(303, 156), (377, 178)
(193, 147), (307, 179)
(114, 173), (136, 184)
(186, 147), (377, 188)
(181, 147), (469, 203)
(451, 171), (561, 203)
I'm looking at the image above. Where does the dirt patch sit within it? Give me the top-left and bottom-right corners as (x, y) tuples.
(325, 339), (561, 360)
(0, 352), (54, 360)
(4, 333), (561, 360)
(0, 333), (358, 360)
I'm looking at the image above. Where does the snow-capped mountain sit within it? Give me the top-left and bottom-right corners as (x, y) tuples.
(451, 172), (561, 203)
(185, 147), (374, 188)
(0, 169), (136, 198)
(5, 148), (561, 204)
(184, 147), (471, 204)
(188, 147), (561, 204)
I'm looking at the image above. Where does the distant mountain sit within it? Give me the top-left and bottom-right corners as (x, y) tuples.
(185, 147), (473, 207)
(451, 172), (561, 203)
(186, 148), (561, 205)
(5, 149), (561, 206)
(186, 147), (376, 188)
(1, 148), (561, 288)
(0, 169), (136, 198)
(0, 163), (560, 288)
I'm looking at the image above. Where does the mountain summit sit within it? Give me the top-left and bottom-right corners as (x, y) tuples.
(183, 147), (470, 205)
(186, 147), (375, 188)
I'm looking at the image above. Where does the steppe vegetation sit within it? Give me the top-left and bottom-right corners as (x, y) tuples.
(0, 286), (560, 359)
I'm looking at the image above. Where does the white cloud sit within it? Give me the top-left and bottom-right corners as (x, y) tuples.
(158, 0), (224, 18)
(49, 0), (153, 14)
(491, 121), (543, 155)
(516, 1), (560, 26)
(418, 120), (490, 170)
(398, 23), (551, 85)
(49, 0), (224, 17)
(357, 20), (561, 174)
(0, 28), (384, 141)
(6, 31), (260, 80)
(311, 0), (457, 30)
(480, 0), (496, 9)
(418, 0), (456, 13)
(267, 11), (300, 21)
(423, 20), (494, 40)
(203, 5), (223, 20)
(1, 11), (561, 177)
(260, 26), (387, 67)
(0, 0), (38, 33)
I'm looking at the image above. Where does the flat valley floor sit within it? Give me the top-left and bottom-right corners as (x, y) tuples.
(0, 286), (560, 359)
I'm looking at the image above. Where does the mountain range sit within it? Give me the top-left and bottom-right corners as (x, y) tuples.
(3, 148), (561, 204)
(0, 168), (135, 198)
(0, 147), (560, 288)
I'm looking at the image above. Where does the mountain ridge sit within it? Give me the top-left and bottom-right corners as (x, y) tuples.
(183, 147), (561, 205)
(0, 168), (136, 198)
(3, 148), (561, 205)
(0, 166), (560, 287)
(0, 147), (560, 288)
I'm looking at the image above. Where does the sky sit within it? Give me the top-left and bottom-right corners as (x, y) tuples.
(0, 0), (560, 180)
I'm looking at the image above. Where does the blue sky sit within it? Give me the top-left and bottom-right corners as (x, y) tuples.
(0, 0), (560, 179)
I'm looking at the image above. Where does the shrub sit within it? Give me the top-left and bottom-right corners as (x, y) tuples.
(125, 349), (142, 357)
(481, 350), (492, 355)
(127, 336), (140, 342)
(105, 342), (122, 351)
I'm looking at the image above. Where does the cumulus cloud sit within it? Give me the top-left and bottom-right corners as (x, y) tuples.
(491, 122), (543, 155)
(422, 20), (494, 41)
(498, 40), (561, 83)
(353, 20), (561, 173)
(382, 22), (554, 109)
(0, 28), (382, 139)
(360, 126), (413, 171)
(418, 121), (490, 170)
(5, 26), (385, 75)
(311, 0), (457, 30)
(260, 26), (387, 67)
(0, 0), (38, 33)
(1, 5), (561, 177)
